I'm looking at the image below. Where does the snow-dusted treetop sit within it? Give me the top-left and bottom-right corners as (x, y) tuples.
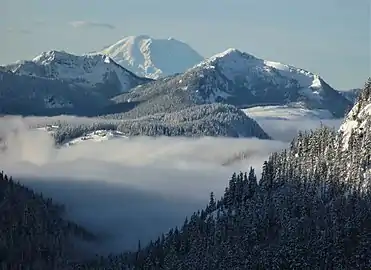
(95, 35), (204, 79)
(340, 79), (371, 149)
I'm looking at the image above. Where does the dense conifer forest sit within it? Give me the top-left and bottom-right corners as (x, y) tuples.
(76, 99), (371, 269)
(0, 172), (95, 269)
(0, 79), (370, 269)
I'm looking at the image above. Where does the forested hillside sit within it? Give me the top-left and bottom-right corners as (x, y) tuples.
(75, 80), (371, 269)
(0, 80), (370, 269)
(33, 103), (271, 145)
(0, 172), (95, 269)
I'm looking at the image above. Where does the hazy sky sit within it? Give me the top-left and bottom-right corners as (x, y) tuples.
(2, 0), (370, 89)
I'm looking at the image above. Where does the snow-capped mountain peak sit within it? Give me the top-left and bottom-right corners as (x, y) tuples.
(195, 48), (255, 69)
(32, 50), (72, 64)
(31, 49), (114, 69)
(209, 48), (244, 59)
(116, 48), (350, 118)
(189, 48), (331, 106)
(95, 35), (204, 79)
(195, 48), (323, 91)
(4, 50), (148, 97)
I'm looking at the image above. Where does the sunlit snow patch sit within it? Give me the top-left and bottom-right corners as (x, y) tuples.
(243, 105), (333, 121)
(36, 125), (60, 134)
(64, 130), (128, 146)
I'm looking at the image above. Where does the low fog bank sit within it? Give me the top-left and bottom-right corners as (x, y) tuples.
(0, 114), (343, 256)
(2, 114), (344, 143)
(255, 118), (343, 142)
(0, 116), (289, 256)
(18, 176), (204, 256)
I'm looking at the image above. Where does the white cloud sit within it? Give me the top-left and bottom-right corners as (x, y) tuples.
(0, 114), (342, 257)
(69, 21), (115, 30)
(0, 116), (287, 256)
(255, 118), (343, 142)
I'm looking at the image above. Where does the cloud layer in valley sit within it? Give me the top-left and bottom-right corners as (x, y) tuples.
(0, 114), (342, 257)
(257, 118), (343, 142)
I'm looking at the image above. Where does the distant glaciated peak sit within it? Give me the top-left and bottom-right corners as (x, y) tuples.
(94, 35), (204, 79)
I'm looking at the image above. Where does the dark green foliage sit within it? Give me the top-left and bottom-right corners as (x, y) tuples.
(74, 94), (371, 269)
(2, 119), (371, 269)
(0, 171), (95, 270)
(0, 71), (111, 116)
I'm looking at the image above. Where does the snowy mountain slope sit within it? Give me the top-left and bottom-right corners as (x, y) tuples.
(242, 104), (343, 142)
(113, 48), (351, 119)
(2, 50), (151, 98)
(338, 88), (362, 104)
(113, 103), (271, 139)
(35, 103), (270, 145)
(0, 71), (113, 116)
(339, 79), (371, 149)
(243, 105), (334, 121)
(95, 35), (204, 79)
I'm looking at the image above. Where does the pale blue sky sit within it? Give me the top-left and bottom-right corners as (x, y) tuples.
(1, 0), (370, 89)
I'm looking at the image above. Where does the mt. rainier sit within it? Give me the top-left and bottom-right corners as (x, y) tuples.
(95, 35), (204, 79)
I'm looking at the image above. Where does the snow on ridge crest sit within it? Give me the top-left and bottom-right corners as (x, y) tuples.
(193, 48), (254, 71)
(211, 48), (242, 59)
(197, 48), (254, 64)
(9, 49), (142, 93)
(192, 48), (323, 91)
(32, 50), (71, 64)
(263, 60), (322, 88)
(31, 50), (116, 69)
